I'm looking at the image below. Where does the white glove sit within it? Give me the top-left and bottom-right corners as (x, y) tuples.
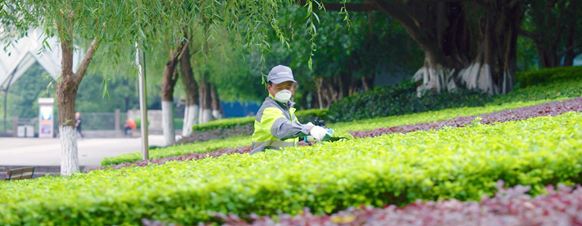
(309, 126), (329, 142)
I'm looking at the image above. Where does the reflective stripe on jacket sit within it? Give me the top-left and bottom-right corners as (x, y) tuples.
(251, 95), (313, 154)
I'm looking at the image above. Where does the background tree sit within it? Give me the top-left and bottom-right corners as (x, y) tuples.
(519, 0), (582, 68)
(2, 0), (305, 174)
(179, 33), (200, 137)
(317, 0), (524, 95)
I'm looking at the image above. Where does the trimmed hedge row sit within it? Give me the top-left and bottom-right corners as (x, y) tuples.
(100, 135), (250, 166)
(96, 97), (582, 171)
(3, 112), (582, 225)
(101, 98), (566, 166)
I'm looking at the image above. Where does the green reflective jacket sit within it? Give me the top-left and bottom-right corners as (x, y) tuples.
(251, 95), (313, 154)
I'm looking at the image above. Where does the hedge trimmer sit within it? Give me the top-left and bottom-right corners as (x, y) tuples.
(304, 118), (347, 143)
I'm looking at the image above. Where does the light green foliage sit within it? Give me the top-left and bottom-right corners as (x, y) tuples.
(3, 112), (582, 225)
(103, 97), (568, 166)
(101, 135), (250, 166)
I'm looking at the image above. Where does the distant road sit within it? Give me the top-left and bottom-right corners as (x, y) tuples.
(0, 135), (175, 167)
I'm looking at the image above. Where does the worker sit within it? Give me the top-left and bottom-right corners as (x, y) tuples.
(251, 65), (330, 154)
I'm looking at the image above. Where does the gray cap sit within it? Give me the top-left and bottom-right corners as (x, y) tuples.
(267, 65), (297, 84)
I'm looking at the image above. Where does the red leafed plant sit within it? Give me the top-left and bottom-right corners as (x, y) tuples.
(210, 182), (582, 226)
(140, 182), (582, 226)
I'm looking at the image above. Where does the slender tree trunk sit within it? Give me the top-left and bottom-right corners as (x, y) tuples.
(210, 84), (222, 120)
(161, 58), (179, 146)
(56, 16), (99, 175)
(198, 71), (213, 123)
(310, 91), (320, 109)
(161, 41), (187, 145)
(179, 44), (199, 137)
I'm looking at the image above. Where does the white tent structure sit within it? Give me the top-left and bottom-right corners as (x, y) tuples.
(0, 29), (83, 91)
(1, 29), (83, 134)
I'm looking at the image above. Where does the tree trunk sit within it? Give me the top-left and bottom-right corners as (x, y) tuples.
(310, 91), (320, 109)
(361, 75), (374, 92)
(370, 0), (464, 94)
(57, 78), (80, 175)
(161, 57), (179, 146)
(210, 84), (222, 120)
(459, 0), (521, 95)
(563, 18), (577, 67)
(412, 59), (456, 96)
(198, 71), (213, 123)
(56, 15), (99, 175)
(321, 0), (522, 95)
(518, 0), (578, 68)
(536, 44), (559, 68)
(179, 44), (199, 137)
(160, 41), (187, 145)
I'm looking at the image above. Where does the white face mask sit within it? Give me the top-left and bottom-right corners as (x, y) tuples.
(274, 89), (292, 103)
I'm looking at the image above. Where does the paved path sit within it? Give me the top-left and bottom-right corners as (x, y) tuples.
(0, 135), (177, 168)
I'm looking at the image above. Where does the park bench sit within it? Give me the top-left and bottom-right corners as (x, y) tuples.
(4, 167), (35, 181)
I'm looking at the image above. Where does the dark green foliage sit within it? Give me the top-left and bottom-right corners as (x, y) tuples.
(328, 80), (492, 122)
(75, 74), (141, 113)
(328, 66), (582, 123)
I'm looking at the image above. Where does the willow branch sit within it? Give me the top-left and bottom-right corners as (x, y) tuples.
(75, 38), (99, 84)
(176, 40), (189, 61)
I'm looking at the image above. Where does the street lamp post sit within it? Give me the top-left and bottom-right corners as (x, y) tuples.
(135, 42), (149, 160)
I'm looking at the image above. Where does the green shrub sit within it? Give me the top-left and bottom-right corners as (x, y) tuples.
(328, 66), (582, 123)
(493, 76), (582, 104)
(3, 112), (582, 225)
(515, 66), (582, 88)
(134, 118), (183, 129)
(101, 135), (250, 166)
(134, 118), (150, 129)
(173, 118), (183, 129)
(104, 97), (570, 166)
(192, 116), (255, 131)
(191, 108), (328, 132)
(328, 79), (493, 122)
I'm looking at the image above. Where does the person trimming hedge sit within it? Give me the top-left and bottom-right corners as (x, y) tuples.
(250, 65), (329, 154)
